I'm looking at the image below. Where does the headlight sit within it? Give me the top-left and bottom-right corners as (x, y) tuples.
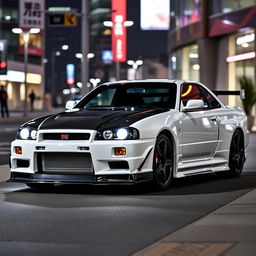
(17, 127), (38, 140)
(95, 127), (139, 140)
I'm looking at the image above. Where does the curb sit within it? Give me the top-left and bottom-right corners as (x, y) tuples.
(132, 188), (256, 256)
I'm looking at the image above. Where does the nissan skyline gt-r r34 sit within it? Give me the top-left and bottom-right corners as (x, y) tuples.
(9, 80), (249, 190)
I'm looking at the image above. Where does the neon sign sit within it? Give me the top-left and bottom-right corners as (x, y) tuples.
(226, 51), (256, 63)
(112, 0), (127, 62)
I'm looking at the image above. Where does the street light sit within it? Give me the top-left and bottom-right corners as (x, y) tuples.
(103, 20), (134, 80)
(51, 45), (69, 106)
(75, 53), (95, 90)
(12, 27), (40, 117)
(127, 59), (143, 80)
(75, 52), (95, 60)
(90, 78), (101, 89)
(62, 44), (69, 50)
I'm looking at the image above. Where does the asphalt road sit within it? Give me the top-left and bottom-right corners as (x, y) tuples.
(0, 122), (256, 256)
(0, 122), (19, 165)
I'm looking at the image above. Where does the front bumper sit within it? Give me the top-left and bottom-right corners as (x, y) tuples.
(9, 172), (153, 185)
(10, 129), (156, 184)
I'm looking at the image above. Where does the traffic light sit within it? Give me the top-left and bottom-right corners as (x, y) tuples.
(0, 60), (7, 75)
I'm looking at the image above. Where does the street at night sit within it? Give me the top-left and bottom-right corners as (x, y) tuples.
(0, 120), (256, 256)
(1, 0), (256, 255)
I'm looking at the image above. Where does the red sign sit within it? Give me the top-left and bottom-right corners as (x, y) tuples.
(112, 0), (127, 62)
(19, 46), (44, 56)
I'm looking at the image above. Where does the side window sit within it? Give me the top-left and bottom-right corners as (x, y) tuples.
(181, 83), (209, 108)
(200, 87), (221, 109)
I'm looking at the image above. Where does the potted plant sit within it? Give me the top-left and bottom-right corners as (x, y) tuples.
(239, 77), (256, 131)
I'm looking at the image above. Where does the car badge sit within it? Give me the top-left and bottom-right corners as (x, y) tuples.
(61, 134), (69, 140)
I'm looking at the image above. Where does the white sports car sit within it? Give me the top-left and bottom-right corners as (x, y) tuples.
(9, 80), (249, 190)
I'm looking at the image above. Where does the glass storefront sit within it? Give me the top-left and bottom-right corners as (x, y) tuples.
(19, 34), (43, 48)
(169, 44), (200, 81)
(210, 0), (256, 15)
(228, 30), (255, 109)
(170, 0), (201, 30)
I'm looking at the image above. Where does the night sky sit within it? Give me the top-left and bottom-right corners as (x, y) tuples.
(44, 0), (169, 97)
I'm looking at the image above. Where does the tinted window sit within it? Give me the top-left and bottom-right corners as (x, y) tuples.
(77, 83), (177, 109)
(181, 83), (221, 110)
(200, 86), (221, 109)
(181, 83), (208, 107)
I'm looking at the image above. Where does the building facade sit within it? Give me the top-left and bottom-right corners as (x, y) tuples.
(0, 0), (44, 110)
(168, 0), (256, 109)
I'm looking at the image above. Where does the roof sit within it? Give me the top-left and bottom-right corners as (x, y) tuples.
(102, 79), (178, 86)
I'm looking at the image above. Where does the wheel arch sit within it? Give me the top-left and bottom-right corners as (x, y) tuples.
(228, 127), (245, 176)
(156, 129), (178, 177)
(231, 127), (245, 147)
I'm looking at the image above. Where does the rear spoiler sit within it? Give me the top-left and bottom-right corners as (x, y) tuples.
(213, 90), (245, 100)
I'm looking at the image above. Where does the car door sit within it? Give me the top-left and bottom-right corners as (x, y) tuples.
(180, 83), (219, 162)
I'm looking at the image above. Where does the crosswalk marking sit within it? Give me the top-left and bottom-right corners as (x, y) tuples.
(0, 142), (11, 155)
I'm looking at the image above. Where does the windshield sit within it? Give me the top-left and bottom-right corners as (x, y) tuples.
(76, 82), (177, 109)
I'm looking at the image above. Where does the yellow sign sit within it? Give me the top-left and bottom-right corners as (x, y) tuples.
(64, 14), (77, 26)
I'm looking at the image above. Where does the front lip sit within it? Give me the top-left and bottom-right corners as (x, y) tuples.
(9, 172), (153, 185)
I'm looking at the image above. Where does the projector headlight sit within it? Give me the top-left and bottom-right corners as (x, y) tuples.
(95, 127), (139, 140)
(116, 128), (128, 140)
(17, 127), (38, 140)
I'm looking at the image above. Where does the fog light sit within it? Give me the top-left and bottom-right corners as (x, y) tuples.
(14, 146), (22, 155)
(114, 147), (126, 156)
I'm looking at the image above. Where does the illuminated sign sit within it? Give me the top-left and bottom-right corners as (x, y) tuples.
(0, 70), (42, 83)
(19, 0), (45, 30)
(66, 64), (75, 85)
(102, 50), (113, 64)
(49, 13), (77, 26)
(236, 33), (255, 45)
(226, 51), (256, 63)
(112, 0), (127, 62)
(140, 0), (170, 30)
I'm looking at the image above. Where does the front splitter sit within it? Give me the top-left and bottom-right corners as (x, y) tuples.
(9, 172), (153, 185)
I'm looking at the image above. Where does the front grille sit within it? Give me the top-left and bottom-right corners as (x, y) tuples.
(37, 152), (93, 173)
(43, 133), (90, 140)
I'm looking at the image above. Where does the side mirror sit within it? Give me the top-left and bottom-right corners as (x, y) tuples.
(65, 100), (77, 110)
(182, 99), (205, 112)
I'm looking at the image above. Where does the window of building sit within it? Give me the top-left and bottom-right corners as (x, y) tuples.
(210, 0), (256, 15)
(169, 44), (199, 81)
(170, 0), (201, 30)
(0, 31), (19, 46)
(19, 34), (43, 48)
(228, 30), (255, 109)
(0, 7), (18, 22)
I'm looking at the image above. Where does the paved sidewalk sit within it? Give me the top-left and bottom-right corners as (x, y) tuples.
(0, 165), (9, 182)
(133, 188), (256, 256)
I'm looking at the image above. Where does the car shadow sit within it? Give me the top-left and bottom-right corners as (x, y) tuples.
(3, 171), (256, 208)
(5, 171), (256, 196)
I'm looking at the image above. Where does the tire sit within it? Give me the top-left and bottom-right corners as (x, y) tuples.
(228, 130), (245, 177)
(26, 183), (54, 190)
(152, 134), (174, 190)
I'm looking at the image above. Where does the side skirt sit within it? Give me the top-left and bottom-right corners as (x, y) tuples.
(175, 157), (229, 178)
